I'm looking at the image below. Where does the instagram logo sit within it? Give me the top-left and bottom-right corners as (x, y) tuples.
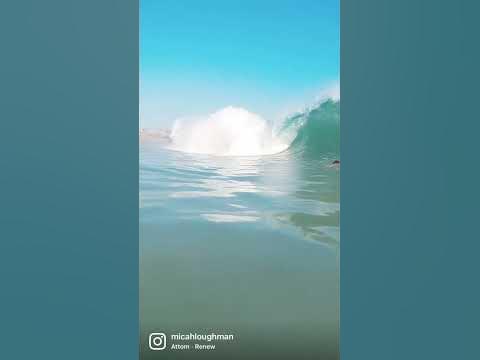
(149, 333), (167, 350)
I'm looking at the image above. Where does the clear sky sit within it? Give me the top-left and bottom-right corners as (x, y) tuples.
(140, 0), (339, 128)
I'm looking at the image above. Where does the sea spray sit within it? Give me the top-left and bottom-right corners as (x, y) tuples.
(168, 106), (290, 156)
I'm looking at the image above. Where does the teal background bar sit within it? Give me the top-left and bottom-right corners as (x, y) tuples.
(342, 0), (480, 359)
(0, 1), (138, 359)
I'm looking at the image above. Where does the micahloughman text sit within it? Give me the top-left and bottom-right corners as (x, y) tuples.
(171, 332), (234, 342)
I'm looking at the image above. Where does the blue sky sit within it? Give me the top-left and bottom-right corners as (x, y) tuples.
(140, 0), (339, 128)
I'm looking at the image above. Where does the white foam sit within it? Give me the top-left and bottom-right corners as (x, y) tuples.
(168, 106), (290, 156)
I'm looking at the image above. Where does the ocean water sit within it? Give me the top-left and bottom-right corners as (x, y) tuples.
(140, 99), (339, 359)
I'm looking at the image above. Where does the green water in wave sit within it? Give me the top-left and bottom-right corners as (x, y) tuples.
(283, 99), (339, 157)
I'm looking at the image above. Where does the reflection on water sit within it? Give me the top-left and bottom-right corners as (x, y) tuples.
(201, 213), (259, 223)
(140, 142), (339, 245)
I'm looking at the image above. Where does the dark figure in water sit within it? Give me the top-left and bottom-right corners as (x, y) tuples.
(332, 160), (340, 165)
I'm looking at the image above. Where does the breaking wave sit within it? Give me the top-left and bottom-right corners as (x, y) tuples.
(157, 96), (339, 157)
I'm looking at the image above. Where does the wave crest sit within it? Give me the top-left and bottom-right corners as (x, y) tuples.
(165, 97), (339, 157)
